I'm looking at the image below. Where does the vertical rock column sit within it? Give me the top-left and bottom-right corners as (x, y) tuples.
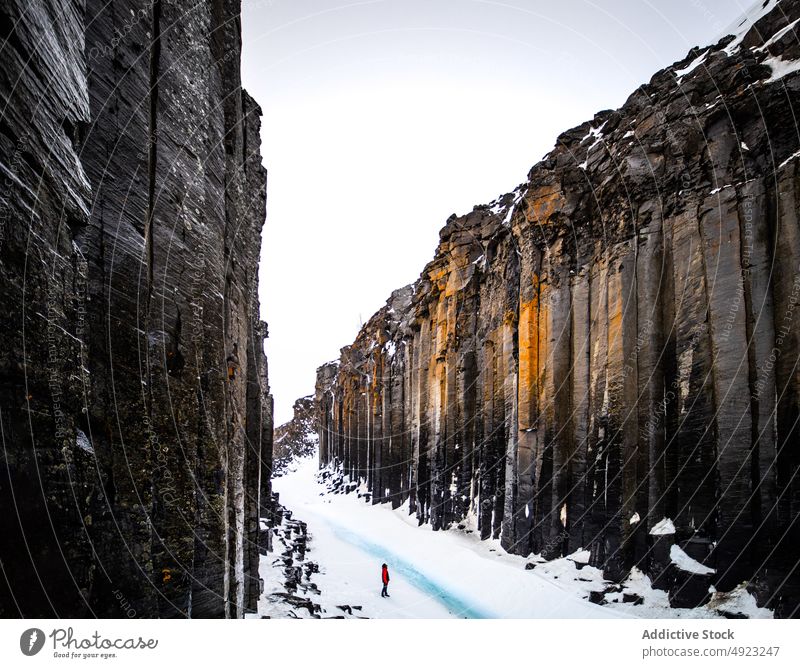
(0, 0), (271, 618)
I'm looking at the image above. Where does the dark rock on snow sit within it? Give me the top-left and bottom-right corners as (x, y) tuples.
(261, 498), (369, 618)
(588, 591), (606, 606)
(623, 593), (645, 606)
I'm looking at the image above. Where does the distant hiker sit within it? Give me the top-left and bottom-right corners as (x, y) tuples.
(381, 563), (390, 598)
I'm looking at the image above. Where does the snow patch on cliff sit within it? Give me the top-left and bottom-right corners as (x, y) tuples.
(721, 0), (780, 54)
(650, 517), (676, 535)
(675, 50), (709, 80)
(763, 54), (800, 82)
(670, 544), (716, 575)
(75, 429), (94, 454)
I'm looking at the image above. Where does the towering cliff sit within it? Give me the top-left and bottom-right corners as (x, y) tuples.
(0, 0), (272, 617)
(317, 0), (800, 616)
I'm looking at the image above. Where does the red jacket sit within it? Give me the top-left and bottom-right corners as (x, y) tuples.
(382, 565), (390, 585)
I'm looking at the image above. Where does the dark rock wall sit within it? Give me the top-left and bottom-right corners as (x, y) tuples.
(317, 0), (800, 616)
(0, 0), (272, 618)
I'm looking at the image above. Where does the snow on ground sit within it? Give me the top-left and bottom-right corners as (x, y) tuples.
(269, 455), (623, 618)
(263, 454), (771, 619)
(255, 497), (457, 618)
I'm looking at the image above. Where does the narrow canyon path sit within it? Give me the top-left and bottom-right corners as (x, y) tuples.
(269, 456), (629, 619)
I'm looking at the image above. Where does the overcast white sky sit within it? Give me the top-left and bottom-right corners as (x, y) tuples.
(241, 0), (755, 425)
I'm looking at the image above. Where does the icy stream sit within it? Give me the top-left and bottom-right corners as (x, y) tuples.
(322, 518), (489, 618)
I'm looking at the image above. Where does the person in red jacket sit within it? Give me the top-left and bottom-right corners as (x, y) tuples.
(381, 563), (390, 598)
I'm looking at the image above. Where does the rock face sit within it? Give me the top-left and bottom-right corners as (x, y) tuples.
(316, 0), (800, 617)
(273, 396), (319, 476)
(0, 0), (272, 618)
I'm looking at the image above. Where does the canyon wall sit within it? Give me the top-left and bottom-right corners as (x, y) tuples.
(0, 0), (273, 617)
(317, 0), (800, 616)
(273, 396), (318, 476)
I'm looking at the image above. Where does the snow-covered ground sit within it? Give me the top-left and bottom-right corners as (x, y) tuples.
(257, 454), (770, 619)
(256, 495), (457, 618)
